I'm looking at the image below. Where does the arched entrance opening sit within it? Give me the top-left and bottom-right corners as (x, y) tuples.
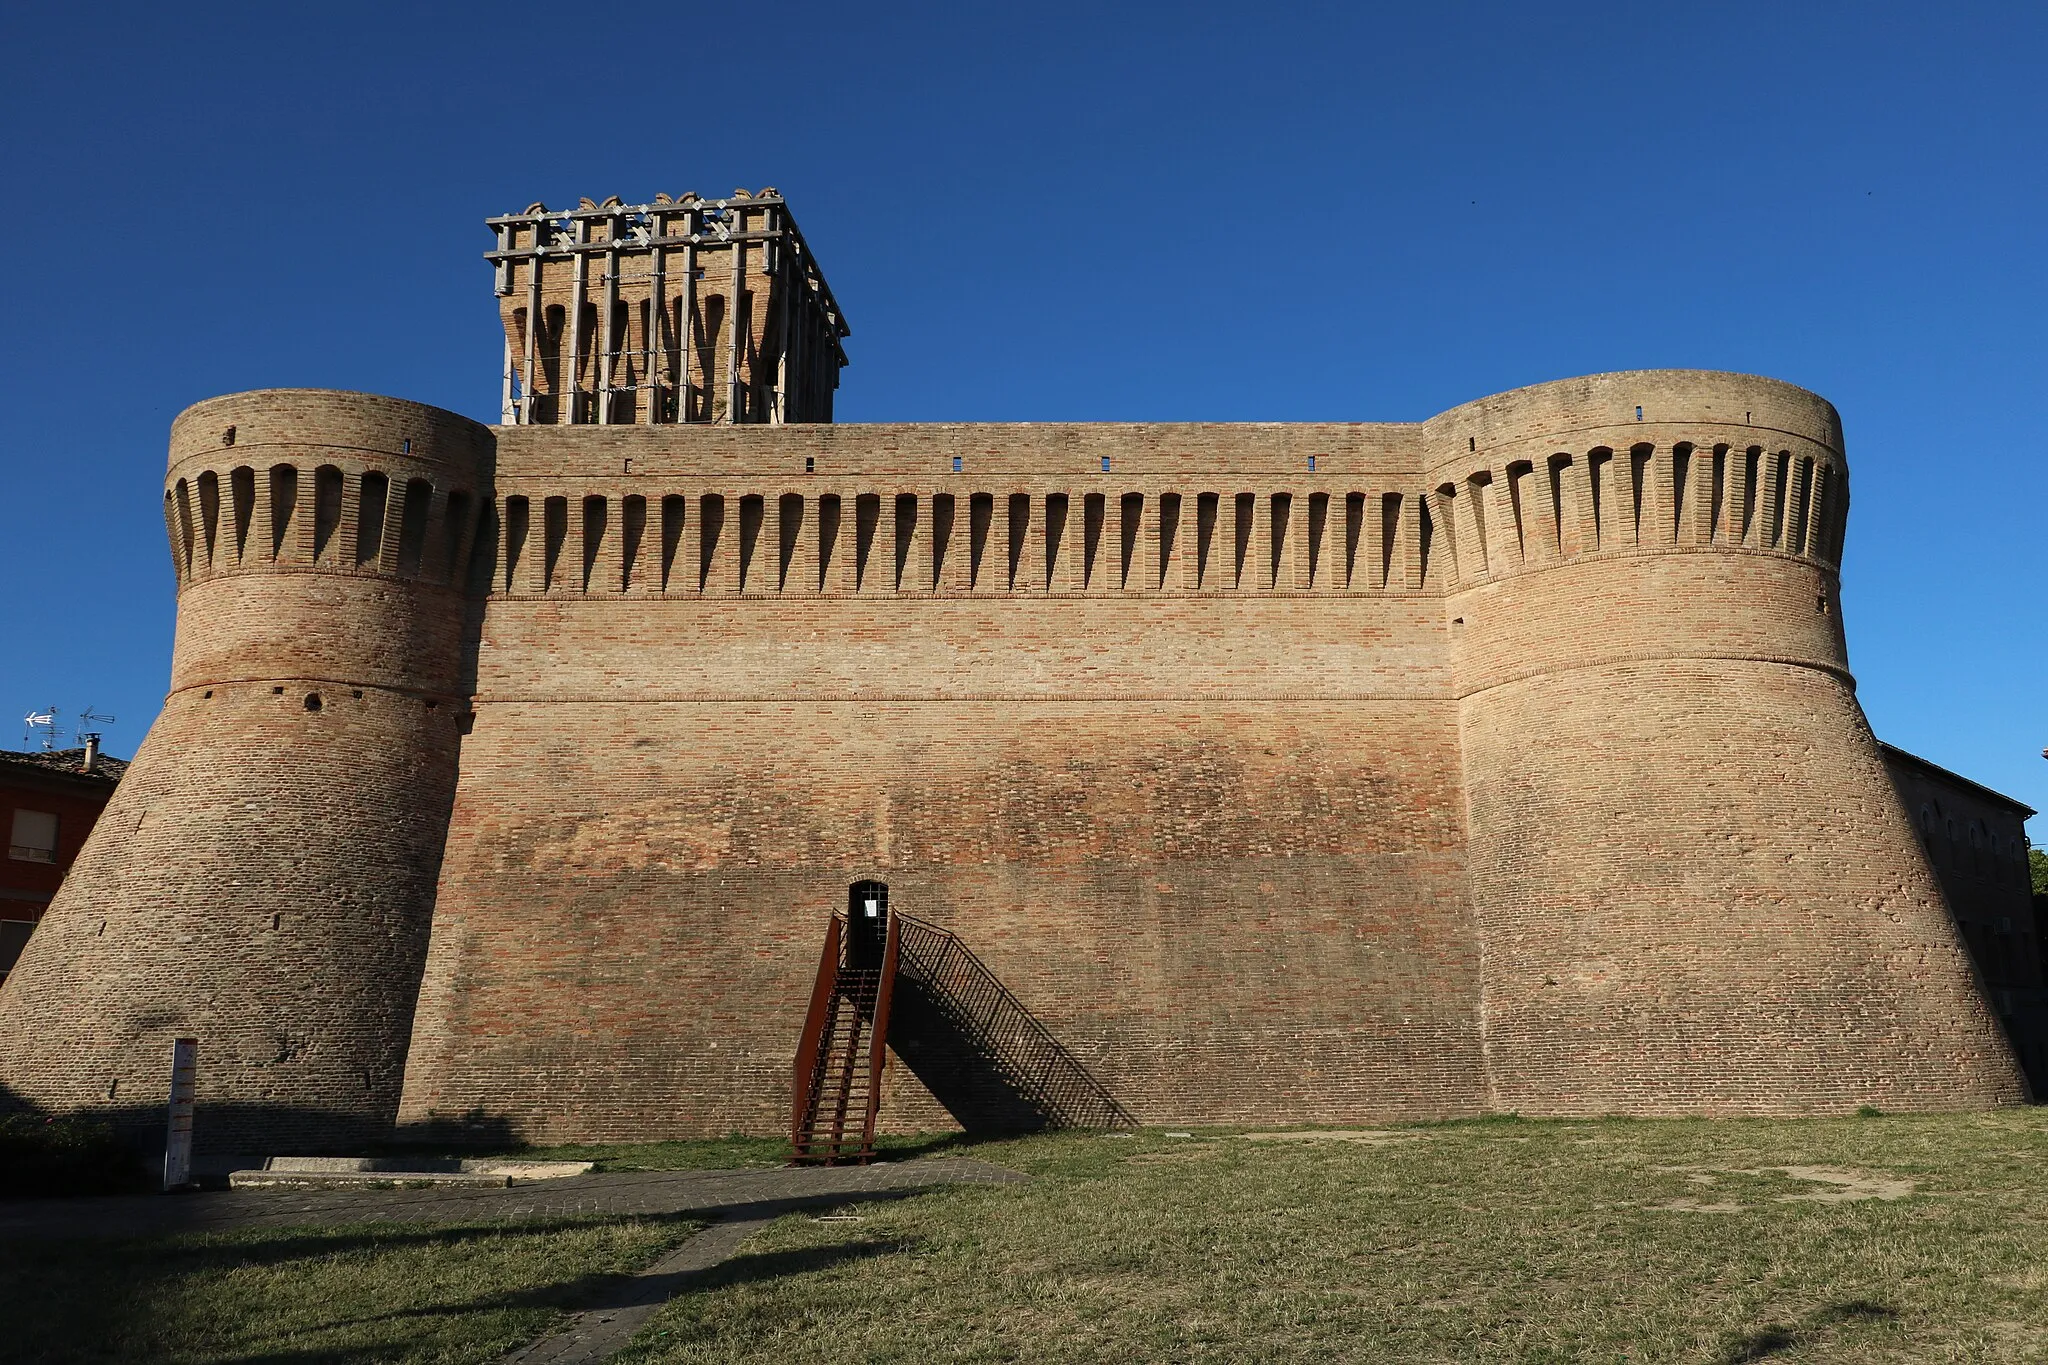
(846, 879), (889, 970)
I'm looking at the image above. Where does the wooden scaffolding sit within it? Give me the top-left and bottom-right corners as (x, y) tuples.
(486, 189), (850, 427)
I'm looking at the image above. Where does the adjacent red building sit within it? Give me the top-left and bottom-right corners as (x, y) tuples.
(1, 746), (126, 987)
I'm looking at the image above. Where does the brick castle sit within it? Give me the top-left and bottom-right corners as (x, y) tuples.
(0, 190), (2033, 1157)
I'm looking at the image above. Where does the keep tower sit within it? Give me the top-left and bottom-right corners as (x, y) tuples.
(488, 189), (850, 427)
(1430, 371), (2024, 1113)
(0, 390), (494, 1158)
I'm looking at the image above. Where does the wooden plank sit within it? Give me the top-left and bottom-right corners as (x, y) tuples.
(483, 228), (788, 258)
(565, 220), (588, 424)
(680, 216), (698, 422)
(772, 207), (791, 424)
(521, 233), (541, 425)
(648, 223), (666, 425)
(598, 218), (619, 425)
(485, 193), (788, 227)
(728, 208), (746, 423)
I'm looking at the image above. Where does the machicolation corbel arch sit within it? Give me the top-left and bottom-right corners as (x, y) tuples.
(0, 190), (2030, 1162)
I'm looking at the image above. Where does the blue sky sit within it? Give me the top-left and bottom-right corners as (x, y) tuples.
(1, 1), (2041, 826)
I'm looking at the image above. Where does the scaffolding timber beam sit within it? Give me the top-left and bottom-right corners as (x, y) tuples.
(486, 189), (850, 427)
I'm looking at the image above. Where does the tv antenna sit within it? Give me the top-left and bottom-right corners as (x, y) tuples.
(23, 706), (61, 751)
(76, 705), (116, 740)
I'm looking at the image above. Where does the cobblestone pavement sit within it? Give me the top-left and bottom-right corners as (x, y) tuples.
(0, 1157), (1026, 1240)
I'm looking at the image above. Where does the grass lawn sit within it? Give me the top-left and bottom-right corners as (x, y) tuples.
(5, 1110), (2047, 1363)
(0, 1214), (699, 1365)
(602, 1111), (2048, 1364)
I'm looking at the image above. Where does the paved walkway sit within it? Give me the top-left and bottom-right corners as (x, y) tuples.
(499, 1214), (778, 1365)
(0, 1157), (1025, 1240)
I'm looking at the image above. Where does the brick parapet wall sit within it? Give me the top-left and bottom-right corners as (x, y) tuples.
(163, 390), (494, 607)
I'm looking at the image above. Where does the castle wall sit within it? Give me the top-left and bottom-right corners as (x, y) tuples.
(0, 391), (493, 1159)
(399, 627), (1481, 1137)
(398, 420), (1488, 1138)
(4, 370), (2027, 1154)
(1434, 372), (2025, 1114)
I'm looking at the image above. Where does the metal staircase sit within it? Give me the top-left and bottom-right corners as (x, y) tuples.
(790, 883), (1136, 1158)
(789, 888), (899, 1165)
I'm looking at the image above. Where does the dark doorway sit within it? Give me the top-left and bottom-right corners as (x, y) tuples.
(846, 880), (889, 970)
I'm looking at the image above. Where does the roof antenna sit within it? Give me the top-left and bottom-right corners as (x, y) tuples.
(22, 706), (61, 751)
(75, 705), (116, 764)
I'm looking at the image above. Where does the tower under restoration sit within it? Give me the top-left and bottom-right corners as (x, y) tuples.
(489, 189), (848, 427)
(0, 191), (2032, 1163)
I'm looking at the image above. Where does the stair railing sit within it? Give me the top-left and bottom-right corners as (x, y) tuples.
(893, 914), (1136, 1130)
(789, 913), (843, 1151)
(789, 910), (900, 1165)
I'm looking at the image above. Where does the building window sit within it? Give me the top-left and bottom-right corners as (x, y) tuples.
(9, 809), (58, 863)
(0, 918), (35, 982)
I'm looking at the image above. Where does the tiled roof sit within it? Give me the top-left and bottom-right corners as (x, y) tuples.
(0, 748), (128, 785)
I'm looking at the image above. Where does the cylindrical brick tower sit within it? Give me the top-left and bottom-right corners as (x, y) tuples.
(1433, 371), (2026, 1114)
(0, 390), (494, 1161)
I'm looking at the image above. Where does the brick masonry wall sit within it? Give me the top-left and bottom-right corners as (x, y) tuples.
(0, 392), (493, 1160)
(398, 688), (1483, 1139)
(3, 371), (2027, 1153)
(1436, 380), (2025, 1115)
(1883, 750), (2046, 1092)
(498, 192), (838, 425)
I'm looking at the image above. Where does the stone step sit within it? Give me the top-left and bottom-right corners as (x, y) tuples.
(227, 1155), (596, 1190)
(229, 1169), (512, 1190)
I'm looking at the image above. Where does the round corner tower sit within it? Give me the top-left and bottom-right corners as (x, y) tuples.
(0, 390), (495, 1160)
(1428, 370), (2026, 1115)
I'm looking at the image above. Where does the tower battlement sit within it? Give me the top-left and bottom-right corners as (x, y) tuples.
(488, 190), (849, 428)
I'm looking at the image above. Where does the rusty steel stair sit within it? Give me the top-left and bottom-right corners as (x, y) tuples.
(790, 910), (899, 1165)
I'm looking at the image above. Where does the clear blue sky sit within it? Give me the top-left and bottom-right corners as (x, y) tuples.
(1, 1), (2041, 828)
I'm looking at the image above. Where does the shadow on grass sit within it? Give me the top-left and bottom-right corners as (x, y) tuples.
(625, 1232), (916, 1306)
(240, 1225), (913, 1330)
(1717, 1300), (1899, 1363)
(451, 1126), (1011, 1174)
(0, 1214), (670, 1365)
(1, 1187), (938, 1365)
(0, 1081), (526, 1190)
(79, 1212), (702, 1275)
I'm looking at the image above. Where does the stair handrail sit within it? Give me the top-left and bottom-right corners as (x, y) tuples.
(893, 913), (1136, 1128)
(861, 911), (902, 1151)
(789, 913), (843, 1158)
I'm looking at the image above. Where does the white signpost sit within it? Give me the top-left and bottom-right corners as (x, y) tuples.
(164, 1037), (198, 1192)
